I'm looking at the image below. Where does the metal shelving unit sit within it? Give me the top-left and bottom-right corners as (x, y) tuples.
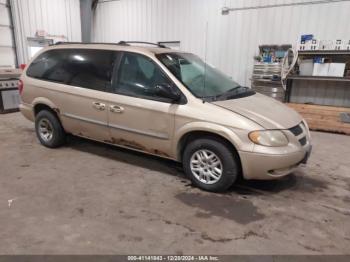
(298, 50), (350, 56)
(287, 76), (350, 82)
(285, 49), (350, 134)
(251, 63), (285, 102)
(285, 50), (350, 102)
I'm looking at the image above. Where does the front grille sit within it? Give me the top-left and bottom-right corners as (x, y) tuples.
(299, 137), (307, 146)
(289, 122), (308, 146)
(289, 124), (303, 136)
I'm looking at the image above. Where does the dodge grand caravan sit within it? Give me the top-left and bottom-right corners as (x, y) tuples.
(19, 42), (312, 192)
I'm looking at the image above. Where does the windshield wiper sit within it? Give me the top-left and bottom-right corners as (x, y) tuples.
(213, 86), (242, 99)
(204, 86), (255, 102)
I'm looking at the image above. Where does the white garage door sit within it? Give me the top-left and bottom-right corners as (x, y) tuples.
(0, 0), (16, 68)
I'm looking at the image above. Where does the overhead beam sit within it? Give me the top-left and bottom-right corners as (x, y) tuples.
(222, 0), (350, 14)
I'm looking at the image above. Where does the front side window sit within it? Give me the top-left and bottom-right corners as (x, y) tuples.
(27, 49), (117, 92)
(114, 52), (175, 102)
(156, 52), (255, 101)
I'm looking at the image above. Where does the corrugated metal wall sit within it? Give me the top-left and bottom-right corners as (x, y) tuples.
(93, 0), (350, 89)
(10, 0), (81, 65)
(0, 0), (17, 67)
(291, 80), (350, 107)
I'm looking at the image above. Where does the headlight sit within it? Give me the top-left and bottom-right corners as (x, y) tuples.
(302, 119), (311, 138)
(248, 130), (289, 147)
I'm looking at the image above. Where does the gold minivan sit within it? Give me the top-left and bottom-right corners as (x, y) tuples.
(19, 42), (312, 192)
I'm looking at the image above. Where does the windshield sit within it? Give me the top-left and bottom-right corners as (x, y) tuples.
(156, 52), (255, 101)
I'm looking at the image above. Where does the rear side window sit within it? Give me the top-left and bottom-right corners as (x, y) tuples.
(26, 49), (117, 92)
(27, 50), (68, 83)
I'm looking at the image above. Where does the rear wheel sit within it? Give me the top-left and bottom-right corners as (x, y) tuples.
(183, 137), (239, 192)
(35, 110), (66, 148)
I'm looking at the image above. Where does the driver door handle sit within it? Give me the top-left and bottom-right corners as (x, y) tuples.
(110, 105), (124, 113)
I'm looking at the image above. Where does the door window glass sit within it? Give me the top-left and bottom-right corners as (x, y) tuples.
(115, 52), (174, 102)
(26, 49), (70, 83)
(27, 49), (117, 92)
(67, 50), (116, 91)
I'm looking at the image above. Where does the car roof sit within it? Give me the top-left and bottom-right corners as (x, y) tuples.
(45, 43), (183, 56)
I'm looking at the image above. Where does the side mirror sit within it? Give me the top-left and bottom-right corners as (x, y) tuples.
(155, 84), (181, 102)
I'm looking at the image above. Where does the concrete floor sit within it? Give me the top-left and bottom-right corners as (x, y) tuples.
(0, 112), (350, 255)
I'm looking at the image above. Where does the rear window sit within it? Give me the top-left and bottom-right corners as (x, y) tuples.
(26, 48), (117, 92)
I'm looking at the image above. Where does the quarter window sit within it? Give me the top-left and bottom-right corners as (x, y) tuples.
(27, 49), (117, 92)
(27, 49), (70, 83)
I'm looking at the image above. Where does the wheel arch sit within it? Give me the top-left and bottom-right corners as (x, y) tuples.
(32, 98), (64, 132)
(174, 123), (242, 163)
(32, 97), (61, 117)
(176, 129), (243, 181)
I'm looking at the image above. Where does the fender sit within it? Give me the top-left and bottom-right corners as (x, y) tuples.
(31, 97), (62, 120)
(32, 97), (58, 111)
(172, 121), (250, 161)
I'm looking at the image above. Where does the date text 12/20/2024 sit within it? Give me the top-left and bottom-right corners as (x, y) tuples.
(127, 256), (219, 261)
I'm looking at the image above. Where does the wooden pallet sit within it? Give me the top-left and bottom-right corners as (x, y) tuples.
(286, 103), (350, 135)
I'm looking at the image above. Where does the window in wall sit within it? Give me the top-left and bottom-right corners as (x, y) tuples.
(27, 37), (53, 59)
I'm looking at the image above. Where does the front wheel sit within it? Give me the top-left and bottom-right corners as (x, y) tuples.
(182, 138), (240, 192)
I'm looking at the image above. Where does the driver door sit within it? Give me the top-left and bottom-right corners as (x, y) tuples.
(107, 52), (178, 158)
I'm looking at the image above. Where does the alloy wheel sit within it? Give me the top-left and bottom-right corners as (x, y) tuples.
(190, 149), (223, 185)
(38, 118), (54, 142)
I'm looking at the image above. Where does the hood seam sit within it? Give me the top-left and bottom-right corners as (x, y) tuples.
(210, 102), (265, 129)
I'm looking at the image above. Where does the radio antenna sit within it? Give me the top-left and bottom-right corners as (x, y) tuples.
(202, 21), (209, 103)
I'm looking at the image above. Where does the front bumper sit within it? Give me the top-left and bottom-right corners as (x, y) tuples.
(239, 144), (312, 180)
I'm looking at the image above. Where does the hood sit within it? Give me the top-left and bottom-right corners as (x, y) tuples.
(212, 93), (302, 129)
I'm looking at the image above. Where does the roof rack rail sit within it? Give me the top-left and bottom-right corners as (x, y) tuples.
(53, 41), (121, 46)
(118, 41), (168, 48)
(51, 41), (169, 49)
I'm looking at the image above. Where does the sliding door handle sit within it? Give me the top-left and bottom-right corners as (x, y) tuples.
(110, 105), (124, 113)
(92, 102), (106, 111)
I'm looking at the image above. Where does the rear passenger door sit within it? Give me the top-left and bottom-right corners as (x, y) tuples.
(58, 49), (118, 141)
(27, 48), (118, 141)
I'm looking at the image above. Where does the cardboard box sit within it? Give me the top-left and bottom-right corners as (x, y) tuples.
(328, 63), (345, 77)
(310, 39), (319, 50)
(319, 40), (334, 50)
(299, 60), (314, 76)
(334, 40), (344, 50)
(313, 63), (330, 76)
(346, 40), (350, 51)
(299, 40), (313, 51)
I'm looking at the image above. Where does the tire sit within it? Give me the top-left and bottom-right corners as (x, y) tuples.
(182, 137), (240, 192)
(35, 110), (66, 148)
